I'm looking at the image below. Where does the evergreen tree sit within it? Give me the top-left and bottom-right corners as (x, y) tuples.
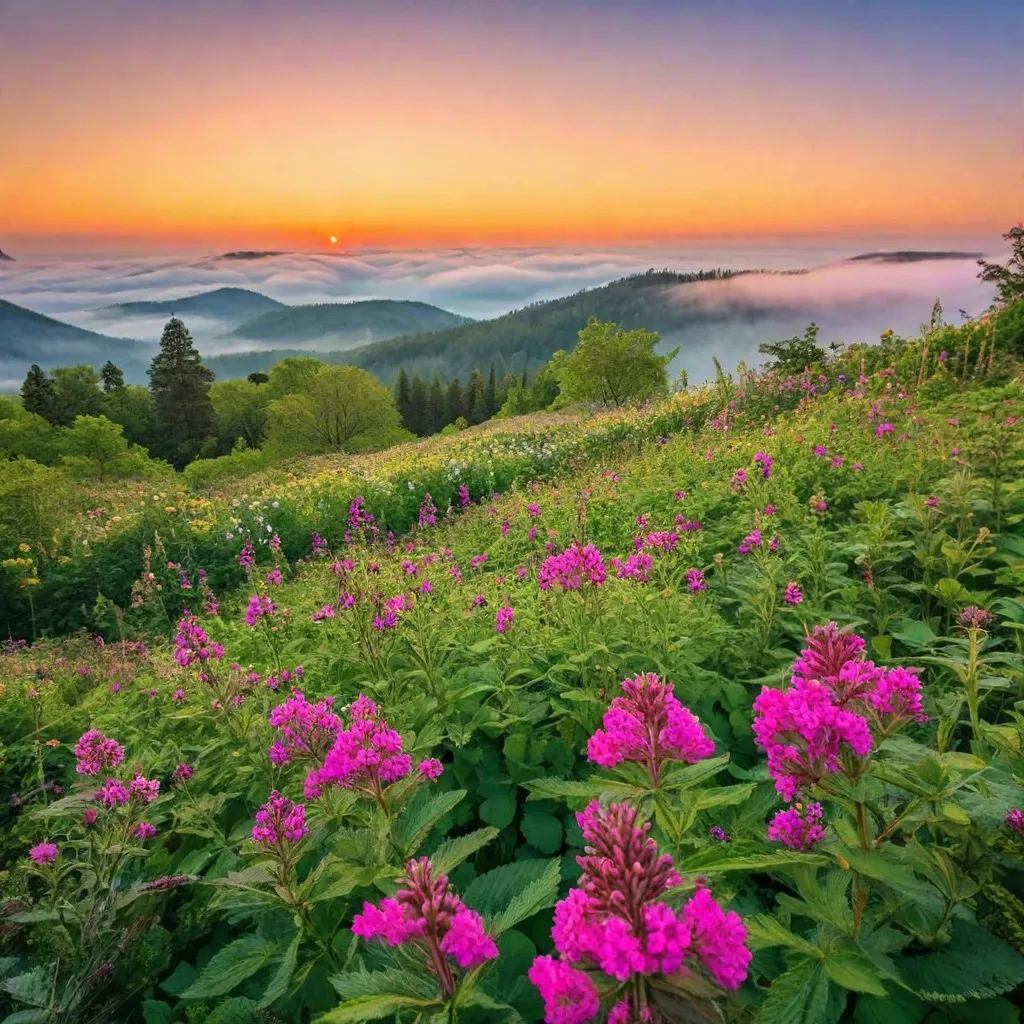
(445, 378), (463, 426)
(394, 368), (413, 430)
(20, 365), (56, 422)
(499, 371), (518, 409)
(483, 363), (498, 419)
(426, 377), (445, 435)
(408, 374), (428, 436)
(464, 369), (485, 424)
(247, 371), (270, 385)
(147, 316), (215, 466)
(100, 361), (125, 393)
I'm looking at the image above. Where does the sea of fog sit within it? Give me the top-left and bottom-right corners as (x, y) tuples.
(0, 240), (1001, 386)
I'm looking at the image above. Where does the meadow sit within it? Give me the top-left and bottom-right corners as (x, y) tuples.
(2, 311), (1024, 1024)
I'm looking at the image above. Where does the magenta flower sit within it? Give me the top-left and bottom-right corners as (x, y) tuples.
(311, 531), (329, 557)
(958, 605), (994, 629)
(495, 605), (514, 633)
(419, 579), (433, 595)
(95, 778), (131, 807)
(611, 552), (652, 582)
(869, 666), (927, 724)
(312, 603), (336, 621)
(686, 568), (706, 593)
(29, 842), (58, 864)
(587, 673), (714, 786)
(129, 774), (160, 803)
(458, 485), (470, 506)
(172, 688), (186, 703)
(353, 858), (497, 995)
(418, 758), (444, 780)
(172, 763), (193, 784)
(264, 569), (282, 586)
(268, 690), (341, 765)
(1006, 809), (1024, 834)
(768, 802), (825, 849)
(73, 729), (125, 776)
(784, 582), (803, 605)
(133, 822), (158, 840)
(528, 502), (542, 518)
(528, 956), (600, 1024)
(538, 542), (607, 592)
(875, 423), (895, 438)
(237, 538), (255, 568)
(245, 594), (276, 627)
(173, 614), (224, 668)
(252, 790), (307, 846)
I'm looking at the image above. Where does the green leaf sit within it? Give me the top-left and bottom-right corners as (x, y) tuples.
(429, 827), (499, 876)
(325, 968), (440, 1022)
(464, 859), (559, 923)
(317, 996), (439, 1023)
(260, 932), (300, 1007)
(1, 1011), (50, 1024)
(490, 859), (561, 934)
(892, 619), (938, 649)
(823, 951), (887, 996)
(852, 989), (927, 1024)
(207, 998), (260, 1024)
(159, 961), (197, 996)
(181, 936), (278, 999)
(479, 792), (517, 828)
(520, 807), (563, 854)
(745, 915), (823, 958)
(683, 841), (828, 875)
(897, 920), (1024, 1001)
(757, 959), (834, 1024)
(838, 847), (935, 903)
(142, 1001), (175, 1024)
(0, 968), (51, 1008)
(693, 783), (756, 810)
(392, 788), (466, 857)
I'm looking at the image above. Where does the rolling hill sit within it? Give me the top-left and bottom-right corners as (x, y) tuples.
(0, 300), (153, 386)
(223, 299), (471, 349)
(99, 287), (285, 325)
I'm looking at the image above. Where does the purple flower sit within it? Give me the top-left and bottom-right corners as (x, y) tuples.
(495, 605), (514, 633)
(28, 842), (58, 864)
(237, 538), (255, 568)
(768, 802), (825, 849)
(784, 582), (803, 605)
(245, 594), (276, 627)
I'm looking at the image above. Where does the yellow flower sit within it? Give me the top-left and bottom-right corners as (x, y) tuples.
(18, 543), (30, 553)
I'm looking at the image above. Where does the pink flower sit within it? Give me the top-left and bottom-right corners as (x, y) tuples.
(686, 568), (706, 593)
(870, 667), (927, 723)
(172, 764), (193, 784)
(245, 594), (276, 627)
(495, 605), (514, 633)
(784, 582), (803, 605)
(172, 689), (186, 703)
(268, 690), (341, 764)
(252, 791), (307, 846)
(538, 542), (607, 592)
(418, 758), (444, 780)
(73, 729), (125, 776)
(82, 808), (97, 827)
(29, 842), (58, 864)
(129, 774), (160, 803)
(1006, 809), (1024, 834)
(528, 956), (600, 1024)
(95, 778), (131, 807)
(237, 538), (255, 568)
(768, 802), (825, 849)
(440, 906), (498, 968)
(133, 822), (158, 840)
(681, 887), (751, 991)
(587, 673), (714, 783)
(264, 569), (282, 586)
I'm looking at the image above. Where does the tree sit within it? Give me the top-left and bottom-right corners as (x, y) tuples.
(264, 365), (401, 455)
(247, 371), (270, 385)
(758, 323), (826, 375)
(103, 385), (159, 451)
(60, 415), (155, 479)
(978, 225), (1024, 307)
(483, 364), (498, 419)
(20, 365), (55, 422)
(50, 365), (103, 426)
(266, 356), (325, 399)
(464, 369), (485, 424)
(0, 399), (57, 463)
(426, 377), (445, 435)
(210, 379), (271, 450)
(445, 378), (463, 426)
(559, 319), (674, 408)
(408, 375), (428, 436)
(394, 368), (413, 430)
(147, 317), (215, 466)
(100, 361), (125, 393)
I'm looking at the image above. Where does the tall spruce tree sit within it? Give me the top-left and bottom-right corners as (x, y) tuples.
(21, 365), (56, 422)
(445, 378), (463, 426)
(484, 363), (498, 418)
(101, 360), (125, 393)
(426, 377), (444, 435)
(394, 368), (412, 430)
(407, 375), (428, 436)
(464, 369), (485, 424)
(148, 316), (215, 465)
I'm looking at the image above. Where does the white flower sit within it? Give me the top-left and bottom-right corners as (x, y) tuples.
(226, 531), (234, 540)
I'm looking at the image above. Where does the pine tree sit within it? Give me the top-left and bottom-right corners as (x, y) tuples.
(394, 368), (412, 430)
(101, 360), (125, 393)
(483, 363), (498, 419)
(465, 369), (485, 424)
(408, 375), (428, 436)
(21, 365), (56, 422)
(445, 378), (463, 426)
(426, 377), (444, 435)
(147, 317), (215, 465)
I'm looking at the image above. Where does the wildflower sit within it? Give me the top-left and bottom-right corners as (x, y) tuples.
(458, 485), (470, 506)
(29, 842), (58, 864)
(245, 594), (276, 627)
(269, 533), (281, 552)
(264, 569), (282, 586)
(173, 614), (224, 667)
(587, 673), (714, 784)
(737, 529), (762, 555)
(172, 688), (186, 703)
(708, 825), (730, 843)
(252, 791), (307, 846)
(784, 582), (803, 605)
(611, 552), (652, 582)
(686, 568), (706, 593)
(469, 553), (488, 570)
(73, 730), (125, 776)
(82, 808), (97, 827)
(870, 666), (927, 723)
(418, 758), (444, 780)
(143, 874), (195, 891)
(925, 496), (938, 508)
(674, 489), (686, 501)
(495, 605), (515, 633)
(1006, 809), (1024, 834)
(528, 502), (542, 518)
(133, 822), (158, 840)
(237, 538), (255, 568)
(753, 451), (773, 478)
(958, 605), (994, 629)
(813, 445), (828, 456)
(419, 579), (433, 595)
(312, 603), (336, 622)
(875, 423), (895, 438)
(268, 690), (341, 764)
(528, 956), (600, 1024)
(768, 802), (825, 849)
(172, 764), (193, 784)
(311, 531), (329, 557)
(95, 778), (131, 807)
(418, 494), (438, 527)
(730, 467), (748, 491)
(129, 774), (160, 803)
(538, 542), (607, 591)
(353, 858), (497, 993)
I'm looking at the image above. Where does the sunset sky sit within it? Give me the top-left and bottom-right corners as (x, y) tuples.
(1, 0), (1020, 254)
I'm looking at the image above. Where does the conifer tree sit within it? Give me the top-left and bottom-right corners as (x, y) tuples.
(484, 363), (498, 418)
(20, 365), (56, 422)
(101, 360), (125, 393)
(408, 374), (428, 436)
(394, 368), (412, 429)
(465, 369), (485, 424)
(426, 377), (445, 435)
(147, 317), (215, 465)
(445, 378), (463, 426)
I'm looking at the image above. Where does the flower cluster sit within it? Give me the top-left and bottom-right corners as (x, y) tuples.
(768, 801), (825, 849)
(252, 790), (307, 847)
(352, 857), (497, 995)
(495, 605), (515, 633)
(268, 689), (342, 764)
(173, 614), (224, 668)
(530, 802), (750, 1023)
(73, 729), (125, 776)
(587, 673), (715, 786)
(245, 594), (277, 627)
(538, 542), (607, 592)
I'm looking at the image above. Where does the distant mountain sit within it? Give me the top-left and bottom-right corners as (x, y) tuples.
(100, 287), (285, 325)
(849, 250), (983, 263)
(0, 249), (14, 261)
(225, 299), (471, 349)
(218, 251), (286, 260)
(0, 300), (154, 385)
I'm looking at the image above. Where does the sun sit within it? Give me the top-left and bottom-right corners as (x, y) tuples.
(329, 235), (337, 244)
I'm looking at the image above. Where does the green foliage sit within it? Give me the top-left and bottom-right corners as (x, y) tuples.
(558, 317), (675, 407)
(210, 378), (270, 451)
(978, 224), (1024, 307)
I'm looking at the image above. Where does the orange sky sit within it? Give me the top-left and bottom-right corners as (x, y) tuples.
(1, 1), (1020, 252)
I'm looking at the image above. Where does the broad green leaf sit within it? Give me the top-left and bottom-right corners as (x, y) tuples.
(520, 807), (563, 854)
(892, 619), (938, 649)
(317, 996), (440, 1023)
(851, 989), (927, 1024)
(181, 936), (278, 999)
(1, 1011), (50, 1024)
(683, 842), (827, 875)
(330, 967), (438, 1002)
(207, 998), (260, 1024)
(490, 858), (561, 934)
(260, 931), (300, 1007)
(464, 859), (559, 922)
(0, 968), (51, 1008)
(757, 959), (834, 1024)
(159, 961), (197, 996)
(429, 827), (499, 876)
(823, 950), (887, 996)
(479, 792), (517, 828)
(745, 915), (823, 958)
(693, 783), (756, 810)
(392, 788), (466, 856)
(141, 1002), (174, 1024)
